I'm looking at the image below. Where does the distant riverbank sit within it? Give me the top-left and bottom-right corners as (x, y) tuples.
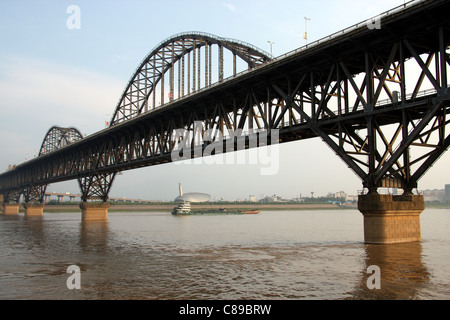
(34, 203), (450, 212)
(39, 202), (357, 212)
(18, 201), (450, 213)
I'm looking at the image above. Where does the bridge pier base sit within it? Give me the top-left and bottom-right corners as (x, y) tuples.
(358, 193), (424, 244)
(24, 203), (44, 217)
(80, 202), (110, 221)
(2, 203), (20, 215)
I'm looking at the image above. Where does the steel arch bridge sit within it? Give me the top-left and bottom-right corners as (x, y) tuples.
(0, 0), (449, 243)
(39, 126), (83, 156)
(110, 32), (272, 125)
(2, 127), (84, 205)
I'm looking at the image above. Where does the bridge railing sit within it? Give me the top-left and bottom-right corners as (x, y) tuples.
(358, 188), (423, 196)
(152, 31), (274, 59)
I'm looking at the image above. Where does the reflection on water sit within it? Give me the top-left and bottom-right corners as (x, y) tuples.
(80, 221), (109, 252)
(0, 209), (448, 299)
(353, 242), (430, 299)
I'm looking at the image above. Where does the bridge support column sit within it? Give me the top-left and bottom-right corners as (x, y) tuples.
(24, 203), (45, 217)
(80, 202), (110, 221)
(78, 172), (116, 221)
(358, 193), (424, 244)
(3, 203), (20, 215)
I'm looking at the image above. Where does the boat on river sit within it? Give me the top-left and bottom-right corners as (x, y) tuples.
(172, 201), (260, 215)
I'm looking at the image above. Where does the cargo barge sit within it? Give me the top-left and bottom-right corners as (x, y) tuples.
(172, 201), (260, 215)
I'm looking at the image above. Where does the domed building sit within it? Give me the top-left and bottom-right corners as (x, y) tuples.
(174, 183), (211, 203)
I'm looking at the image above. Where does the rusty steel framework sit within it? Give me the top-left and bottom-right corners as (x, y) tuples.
(0, 0), (449, 205)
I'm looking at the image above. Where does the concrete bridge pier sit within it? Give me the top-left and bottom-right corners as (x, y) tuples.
(80, 202), (110, 221)
(78, 172), (116, 221)
(2, 203), (20, 215)
(23, 203), (45, 217)
(358, 192), (424, 244)
(1, 194), (20, 215)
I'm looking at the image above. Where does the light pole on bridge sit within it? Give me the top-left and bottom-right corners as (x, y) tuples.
(304, 17), (311, 45)
(267, 41), (275, 57)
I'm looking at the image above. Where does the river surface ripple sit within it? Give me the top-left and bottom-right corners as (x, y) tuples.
(0, 208), (448, 300)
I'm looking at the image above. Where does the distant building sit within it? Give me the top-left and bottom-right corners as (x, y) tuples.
(327, 191), (348, 201)
(249, 195), (257, 202)
(260, 194), (283, 202)
(336, 191), (348, 200)
(290, 196), (305, 202)
(174, 183), (211, 203)
(445, 184), (450, 201)
(423, 189), (445, 202)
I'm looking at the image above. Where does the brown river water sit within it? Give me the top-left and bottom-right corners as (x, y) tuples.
(0, 208), (448, 300)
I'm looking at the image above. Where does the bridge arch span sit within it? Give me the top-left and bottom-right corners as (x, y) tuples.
(110, 32), (272, 126)
(39, 126), (83, 156)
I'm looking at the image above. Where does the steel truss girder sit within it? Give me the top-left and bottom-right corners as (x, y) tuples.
(268, 35), (450, 191)
(23, 184), (47, 204)
(2, 189), (22, 204)
(78, 172), (116, 202)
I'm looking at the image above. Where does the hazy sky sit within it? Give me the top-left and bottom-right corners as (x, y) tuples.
(0, 0), (448, 201)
